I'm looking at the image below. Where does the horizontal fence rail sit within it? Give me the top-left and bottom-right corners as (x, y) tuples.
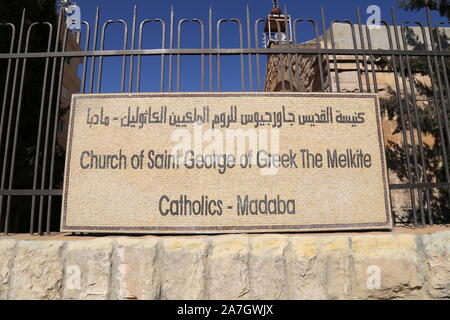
(0, 4), (449, 234)
(1, 48), (450, 58)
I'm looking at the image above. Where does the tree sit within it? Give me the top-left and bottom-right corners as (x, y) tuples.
(377, 7), (450, 225)
(0, 0), (65, 233)
(399, 0), (450, 19)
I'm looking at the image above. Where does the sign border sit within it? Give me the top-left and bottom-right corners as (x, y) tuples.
(61, 92), (392, 233)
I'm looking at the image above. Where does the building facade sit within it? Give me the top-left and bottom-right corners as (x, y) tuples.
(264, 23), (450, 221)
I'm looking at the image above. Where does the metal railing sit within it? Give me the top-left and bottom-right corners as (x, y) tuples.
(0, 5), (449, 234)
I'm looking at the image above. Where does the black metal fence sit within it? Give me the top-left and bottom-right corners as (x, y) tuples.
(0, 4), (449, 234)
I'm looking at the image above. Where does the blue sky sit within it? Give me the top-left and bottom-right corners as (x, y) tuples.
(71, 0), (448, 93)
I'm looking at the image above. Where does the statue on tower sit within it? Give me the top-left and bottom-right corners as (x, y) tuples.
(60, 0), (81, 32)
(264, 0), (292, 48)
(272, 0), (282, 14)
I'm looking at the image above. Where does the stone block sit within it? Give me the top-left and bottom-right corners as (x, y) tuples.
(113, 237), (160, 300)
(208, 235), (250, 300)
(160, 237), (208, 300)
(0, 240), (16, 299)
(422, 231), (450, 298)
(321, 236), (352, 299)
(63, 238), (113, 300)
(249, 235), (288, 299)
(10, 241), (64, 300)
(285, 236), (326, 299)
(351, 234), (424, 299)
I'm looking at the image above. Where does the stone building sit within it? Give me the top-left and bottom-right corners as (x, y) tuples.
(264, 23), (450, 221)
(265, 23), (450, 95)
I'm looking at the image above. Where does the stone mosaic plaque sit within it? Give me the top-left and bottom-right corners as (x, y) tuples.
(61, 92), (392, 233)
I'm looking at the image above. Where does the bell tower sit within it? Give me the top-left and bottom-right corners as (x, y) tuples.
(263, 0), (293, 48)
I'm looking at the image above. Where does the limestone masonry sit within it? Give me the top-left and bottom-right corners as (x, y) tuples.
(0, 230), (448, 300)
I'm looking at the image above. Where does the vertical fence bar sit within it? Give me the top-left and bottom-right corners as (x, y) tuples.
(254, 18), (265, 91)
(284, 5), (294, 92)
(0, 24), (16, 147)
(97, 20), (124, 93)
(310, 19), (325, 92)
(273, 19), (285, 91)
(356, 7), (371, 93)
(381, 20), (418, 225)
(97, 20), (128, 93)
(176, 19), (188, 92)
(38, 7), (64, 234)
(30, 22), (53, 234)
(231, 19), (245, 92)
(119, 20), (128, 93)
(136, 20), (146, 92)
(392, 9), (422, 226)
(293, 19), (303, 91)
(401, 23), (432, 225)
(88, 7), (99, 94)
(97, 20), (111, 93)
(436, 22), (450, 124)
(427, 13), (450, 156)
(216, 19), (226, 92)
(0, 9), (25, 234)
(6, 20), (38, 232)
(193, 19), (205, 92)
(320, 6), (333, 92)
(169, 5), (174, 92)
(136, 19), (166, 92)
(80, 21), (90, 94)
(209, 6), (213, 92)
(5, 25), (41, 224)
(416, 19), (450, 225)
(46, 27), (70, 235)
(160, 20), (166, 92)
(329, 20), (340, 92)
(364, 22), (379, 93)
(176, 18), (204, 92)
(0, 25), (16, 225)
(342, 20), (363, 92)
(436, 21), (450, 218)
(128, 6), (137, 93)
(246, 5), (254, 92)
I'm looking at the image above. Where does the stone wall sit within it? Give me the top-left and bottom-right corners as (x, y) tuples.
(0, 230), (449, 300)
(264, 43), (327, 92)
(263, 24), (450, 222)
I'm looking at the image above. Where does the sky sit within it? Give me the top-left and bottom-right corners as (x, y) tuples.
(70, 0), (448, 93)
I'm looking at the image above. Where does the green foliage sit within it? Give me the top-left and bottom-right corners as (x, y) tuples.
(0, 0), (65, 232)
(398, 0), (450, 19)
(378, 25), (450, 224)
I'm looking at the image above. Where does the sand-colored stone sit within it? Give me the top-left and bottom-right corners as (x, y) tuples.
(0, 230), (449, 300)
(63, 238), (113, 300)
(321, 236), (352, 299)
(249, 235), (289, 299)
(113, 237), (160, 300)
(351, 234), (425, 299)
(0, 240), (16, 299)
(208, 235), (250, 300)
(160, 237), (208, 300)
(422, 232), (450, 298)
(9, 241), (64, 300)
(285, 236), (326, 299)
